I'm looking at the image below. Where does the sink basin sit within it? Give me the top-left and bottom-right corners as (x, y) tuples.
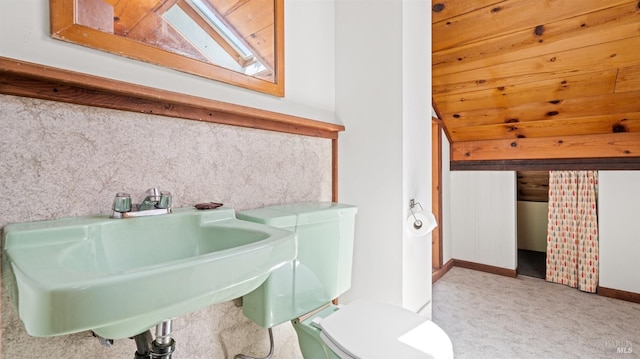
(2, 207), (296, 339)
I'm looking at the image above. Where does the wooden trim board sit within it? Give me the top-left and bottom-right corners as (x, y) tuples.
(597, 286), (640, 304)
(433, 259), (455, 284)
(451, 157), (640, 171)
(448, 260), (640, 305)
(432, 118), (443, 269)
(453, 259), (518, 278)
(0, 57), (344, 139)
(451, 133), (640, 162)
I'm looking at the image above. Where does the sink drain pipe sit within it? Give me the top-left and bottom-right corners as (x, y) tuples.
(150, 320), (176, 359)
(132, 330), (153, 359)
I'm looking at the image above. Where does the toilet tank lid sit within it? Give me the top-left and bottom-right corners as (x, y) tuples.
(236, 202), (357, 228)
(319, 300), (451, 359)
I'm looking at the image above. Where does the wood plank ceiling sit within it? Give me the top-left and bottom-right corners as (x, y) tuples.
(432, 0), (640, 165)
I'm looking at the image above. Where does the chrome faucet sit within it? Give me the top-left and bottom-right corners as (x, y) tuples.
(111, 188), (173, 218)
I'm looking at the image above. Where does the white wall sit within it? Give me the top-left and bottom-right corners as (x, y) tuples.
(445, 170), (639, 296)
(449, 171), (517, 270)
(401, 0), (432, 313)
(336, 0), (433, 313)
(336, 0), (404, 307)
(598, 171), (640, 293)
(0, 0), (337, 124)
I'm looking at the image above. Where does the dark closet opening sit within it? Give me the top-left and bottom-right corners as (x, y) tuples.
(516, 171), (549, 279)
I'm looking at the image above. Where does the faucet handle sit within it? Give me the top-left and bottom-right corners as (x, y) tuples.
(157, 191), (173, 209)
(112, 192), (132, 213)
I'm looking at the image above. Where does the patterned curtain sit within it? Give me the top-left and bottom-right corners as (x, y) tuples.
(546, 170), (599, 293)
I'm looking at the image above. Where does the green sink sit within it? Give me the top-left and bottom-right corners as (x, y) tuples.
(2, 207), (296, 339)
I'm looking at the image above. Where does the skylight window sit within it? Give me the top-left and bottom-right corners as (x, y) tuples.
(189, 0), (254, 61)
(163, 0), (267, 76)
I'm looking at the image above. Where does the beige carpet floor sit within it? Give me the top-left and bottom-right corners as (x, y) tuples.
(432, 267), (640, 359)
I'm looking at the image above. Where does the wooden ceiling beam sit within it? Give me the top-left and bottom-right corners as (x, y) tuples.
(451, 132), (640, 161)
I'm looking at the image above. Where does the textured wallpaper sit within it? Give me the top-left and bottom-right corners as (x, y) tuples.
(0, 94), (332, 358)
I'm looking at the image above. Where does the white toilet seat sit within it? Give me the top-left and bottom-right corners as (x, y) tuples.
(317, 300), (453, 359)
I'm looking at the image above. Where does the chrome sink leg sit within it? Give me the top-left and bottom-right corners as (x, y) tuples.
(150, 320), (176, 359)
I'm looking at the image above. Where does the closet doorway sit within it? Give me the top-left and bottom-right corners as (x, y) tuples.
(516, 171), (549, 279)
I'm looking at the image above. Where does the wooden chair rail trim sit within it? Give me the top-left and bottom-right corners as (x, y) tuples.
(0, 56), (344, 139)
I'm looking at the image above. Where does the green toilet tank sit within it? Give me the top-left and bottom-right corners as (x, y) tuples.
(237, 202), (358, 328)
